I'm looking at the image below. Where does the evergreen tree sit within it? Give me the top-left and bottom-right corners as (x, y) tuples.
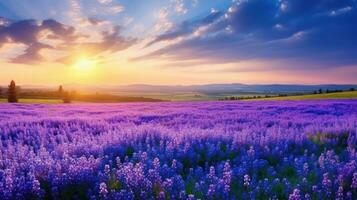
(58, 85), (63, 94)
(8, 80), (18, 103)
(58, 85), (64, 98)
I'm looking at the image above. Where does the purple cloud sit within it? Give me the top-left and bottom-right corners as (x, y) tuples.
(0, 18), (136, 64)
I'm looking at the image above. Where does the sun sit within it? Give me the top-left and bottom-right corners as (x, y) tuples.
(73, 58), (97, 72)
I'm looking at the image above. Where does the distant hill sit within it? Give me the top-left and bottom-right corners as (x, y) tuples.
(78, 83), (357, 94)
(9, 83), (357, 101)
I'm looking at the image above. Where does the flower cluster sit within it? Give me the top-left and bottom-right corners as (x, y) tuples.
(0, 100), (356, 199)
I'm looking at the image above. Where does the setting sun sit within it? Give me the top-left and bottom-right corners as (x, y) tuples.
(73, 58), (97, 72)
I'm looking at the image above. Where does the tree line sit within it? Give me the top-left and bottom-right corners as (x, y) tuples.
(313, 88), (355, 94)
(220, 87), (356, 101)
(0, 80), (73, 103)
(0, 80), (163, 103)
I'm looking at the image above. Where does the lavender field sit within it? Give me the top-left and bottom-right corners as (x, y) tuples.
(0, 100), (357, 200)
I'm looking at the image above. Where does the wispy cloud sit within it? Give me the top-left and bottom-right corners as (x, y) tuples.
(97, 0), (112, 4)
(174, 0), (188, 15)
(146, 10), (223, 47)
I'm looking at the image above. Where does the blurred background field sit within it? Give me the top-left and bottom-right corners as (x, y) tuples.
(1, 83), (357, 103)
(249, 91), (357, 101)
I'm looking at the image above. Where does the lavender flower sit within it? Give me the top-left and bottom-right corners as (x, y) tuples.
(352, 172), (357, 189)
(99, 182), (108, 197)
(335, 186), (344, 200)
(288, 188), (301, 200)
(243, 174), (250, 187)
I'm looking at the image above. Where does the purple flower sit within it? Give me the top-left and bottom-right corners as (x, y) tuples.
(206, 184), (215, 199)
(187, 194), (195, 200)
(158, 191), (165, 200)
(335, 186), (344, 200)
(352, 172), (357, 189)
(104, 164), (110, 174)
(288, 188), (301, 200)
(99, 182), (108, 197)
(243, 174), (250, 187)
(247, 146), (255, 157)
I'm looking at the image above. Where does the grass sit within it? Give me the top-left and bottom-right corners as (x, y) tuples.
(1, 91), (356, 104)
(113, 92), (265, 101)
(250, 91), (357, 101)
(0, 98), (63, 104)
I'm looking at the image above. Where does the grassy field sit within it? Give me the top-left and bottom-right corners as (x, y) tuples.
(1, 91), (356, 104)
(0, 98), (63, 104)
(251, 91), (357, 100)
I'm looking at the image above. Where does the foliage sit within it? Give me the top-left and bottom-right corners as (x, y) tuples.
(257, 91), (357, 101)
(7, 80), (18, 103)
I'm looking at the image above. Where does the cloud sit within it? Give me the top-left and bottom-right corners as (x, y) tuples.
(90, 0), (125, 15)
(107, 5), (125, 14)
(0, 19), (78, 63)
(98, 0), (112, 4)
(0, 18), (135, 64)
(58, 25), (136, 65)
(11, 42), (52, 64)
(41, 19), (78, 42)
(138, 0), (357, 70)
(146, 10), (223, 47)
(174, 0), (188, 15)
(152, 0), (201, 35)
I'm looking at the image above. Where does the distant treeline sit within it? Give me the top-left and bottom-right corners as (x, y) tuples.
(220, 87), (356, 101)
(312, 88), (355, 94)
(0, 81), (164, 103)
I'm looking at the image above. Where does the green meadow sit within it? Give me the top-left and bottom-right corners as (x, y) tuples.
(251, 91), (357, 101)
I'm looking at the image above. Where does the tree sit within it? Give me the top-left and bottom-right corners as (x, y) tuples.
(62, 91), (71, 103)
(58, 85), (64, 99)
(350, 88), (355, 91)
(0, 87), (2, 98)
(318, 89), (323, 94)
(58, 85), (64, 94)
(8, 80), (18, 103)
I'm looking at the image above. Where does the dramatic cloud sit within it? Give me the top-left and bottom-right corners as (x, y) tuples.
(0, 18), (135, 64)
(139, 0), (357, 69)
(146, 10), (223, 47)
(59, 25), (136, 64)
(0, 19), (78, 63)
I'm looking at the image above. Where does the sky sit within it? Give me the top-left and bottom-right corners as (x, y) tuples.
(0, 0), (357, 86)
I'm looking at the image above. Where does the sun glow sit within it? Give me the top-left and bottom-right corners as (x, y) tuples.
(73, 58), (97, 72)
